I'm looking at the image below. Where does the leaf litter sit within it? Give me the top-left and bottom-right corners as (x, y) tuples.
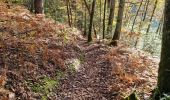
(0, 2), (159, 100)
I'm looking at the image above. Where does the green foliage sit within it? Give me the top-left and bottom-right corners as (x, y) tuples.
(42, 96), (48, 100)
(124, 91), (139, 100)
(56, 70), (65, 79)
(79, 53), (86, 62)
(27, 70), (65, 99)
(160, 94), (170, 100)
(151, 88), (170, 100)
(44, 0), (67, 22)
(31, 76), (58, 94)
(142, 32), (161, 56)
(152, 87), (161, 100)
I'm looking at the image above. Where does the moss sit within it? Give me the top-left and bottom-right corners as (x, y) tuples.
(63, 33), (69, 43)
(31, 77), (58, 94)
(79, 53), (85, 63)
(41, 95), (48, 100)
(42, 77), (58, 94)
(56, 70), (65, 79)
(27, 70), (65, 99)
(31, 83), (42, 93)
(69, 63), (76, 73)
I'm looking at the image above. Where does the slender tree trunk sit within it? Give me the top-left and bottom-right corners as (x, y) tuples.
(107, 0), (115, 35)
(88, 0), (96, 42)
(83, 0), (97, 37)
(146, 0), (158, 34)
(156, 16), (163, 34)
(157, 0), (170, 99)
(131, 0), (143, 32)
(124, 1), (130, 24)
(159, 21), (164, 35)
(103, 0), (107, 39)
(138, 0), (150, 32)
(143, 0), (149, 21)
(29, 0), (34, 12)
(74, 0), (77, 27)
(34, 0), (44, 14)
(83, 0), (90, 14)
(107, 0), (111, 8)
(66, 0), (72, 27)
(99, 0), (102, 35)
(84, 6), (87, 36)
(69, 1), (73, 26)
(124, 2), (131, 27)
(110, 0), (125, 46)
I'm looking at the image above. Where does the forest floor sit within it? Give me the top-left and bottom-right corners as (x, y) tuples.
(55, 38), (158, 100)
(0, 3), (159, 100)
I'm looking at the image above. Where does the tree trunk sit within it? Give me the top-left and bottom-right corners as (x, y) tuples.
(88, 0), (96, 42)
(69, 1), (73, 26)
(111, 0), (125, 46)
(34, 0), (44, 14)
(143, 0), (149, 21)
(103, 0), (107, 39)
(83, 0), (97, 37)
(159, 21), (164, 35)
(28, 0), (34, 12)
(146, 0), (158, 34)
(131, 0), (143, 32)
(74, 0), (77, 27)
(138, 0), (150, 32)
(84, 5), (87, 36)
(107, 0), (115, 35)
(99, 0), (102, 35)
(156, 15), (163, 34)
(157, 0), (170, 99)
(66, 0), (72, 27)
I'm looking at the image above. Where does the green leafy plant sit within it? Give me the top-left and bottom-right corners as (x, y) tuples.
(124, 91), (139, 100)
(160, 94), (170, 100)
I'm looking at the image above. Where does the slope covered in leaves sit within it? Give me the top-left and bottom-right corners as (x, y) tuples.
(105, 46), (158, 99)
(0, 2), (81, 99)
(0, 2), (159, 100)
(54, 41), (158, 99)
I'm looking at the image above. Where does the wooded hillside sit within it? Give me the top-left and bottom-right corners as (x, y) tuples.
(0, 0), (168, 100)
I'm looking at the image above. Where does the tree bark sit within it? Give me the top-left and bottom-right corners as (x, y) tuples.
(143, 0), (149, 21)
(103, 0), (107, 39)
(88, 0), (96, 42)
(74, 0), (77, 27)
(131, 0), (143, 32)
(146, 0), (158, 34)
(83, 0), (97, 37)
(34, 0), (44, 14)
(157, 0), (170, 99)
(84, 5), (87, 36)
(111, 0), (125, 46)
(99, 0), (102, 34)
(66, 0), (72, 27)
(156, 15), (163, 34)
(107, 0), (115, 35)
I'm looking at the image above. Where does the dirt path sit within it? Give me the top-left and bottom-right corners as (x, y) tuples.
(55, 38), (118, 100)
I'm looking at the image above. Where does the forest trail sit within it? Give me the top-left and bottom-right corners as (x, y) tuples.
(56, 38), (116, 99)
(0, 3), (159, 100)
(55, 35), (158, 100)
